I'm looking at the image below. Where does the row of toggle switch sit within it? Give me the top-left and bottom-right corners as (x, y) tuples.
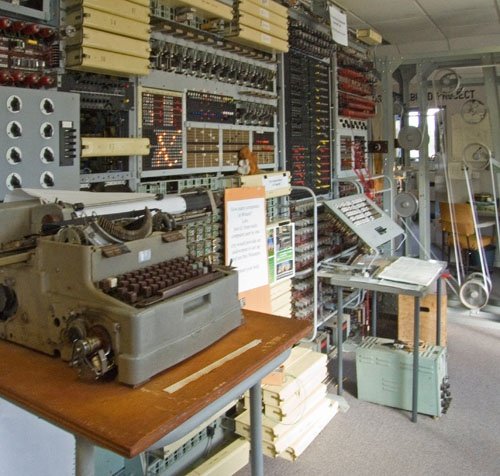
(151, 40), (275, 91)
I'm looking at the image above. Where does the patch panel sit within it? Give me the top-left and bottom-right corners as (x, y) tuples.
(288, 18), (334, 59)
(285, 49), (331, 194)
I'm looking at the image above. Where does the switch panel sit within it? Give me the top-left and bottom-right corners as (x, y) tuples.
(0, 86), (80, 199)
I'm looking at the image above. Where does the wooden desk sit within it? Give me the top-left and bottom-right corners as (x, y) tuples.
(0, 310), (310, 474)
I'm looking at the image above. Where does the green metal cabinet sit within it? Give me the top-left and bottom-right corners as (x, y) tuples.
(356, 337), (450, 417)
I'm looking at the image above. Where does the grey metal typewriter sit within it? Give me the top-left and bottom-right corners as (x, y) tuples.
(0, 189), (242, 386)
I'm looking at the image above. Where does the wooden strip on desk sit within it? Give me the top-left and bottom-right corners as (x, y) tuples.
(164, 339), (262, 393)
(0, 310), (310, 458)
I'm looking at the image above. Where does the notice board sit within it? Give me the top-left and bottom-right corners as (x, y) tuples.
(225, 187), (271, 313)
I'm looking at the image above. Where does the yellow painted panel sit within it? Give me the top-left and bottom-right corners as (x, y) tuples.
(238, 1), (287, 29)
(66, 46), (150, 76)
(81, 137), (150, 157)
(241, 0), (288, 18)
(64, 7), (150, 40)
(229, 25), (289, 53)
(63, 0), (150, 23)
(67, 27), (150, 59)
(155, 0), (232, 21)
(238, 12), (288, 40)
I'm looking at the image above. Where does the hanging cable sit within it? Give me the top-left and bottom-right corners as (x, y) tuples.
(463, 164), (491, 291)
(431, 69), (465, 285)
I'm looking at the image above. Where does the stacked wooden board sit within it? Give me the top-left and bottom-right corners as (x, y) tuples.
(62, 0), (151, 76)
(226, 0), (289, 53)
(235, 347), (338, 461)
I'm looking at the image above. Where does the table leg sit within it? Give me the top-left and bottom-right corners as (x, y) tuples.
(372, 291), (377, 337)
(75, 436), (95, 476)
(249, 381), (263, 476)
(412, 296), (420, 423)
(436, 278), (442, 346)
(337, 286), (343, 396)
(124, 455), (145, 475)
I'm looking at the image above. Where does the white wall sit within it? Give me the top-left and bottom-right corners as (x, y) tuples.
(0, 398), (75, 476)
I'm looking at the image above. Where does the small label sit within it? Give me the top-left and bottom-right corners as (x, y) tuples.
(263, 174), (289, 192)
(260, 20), (270, 31)
(138, 249), (151, 263)
(261, 33), (271, 44)
(259, 7), (269, 18)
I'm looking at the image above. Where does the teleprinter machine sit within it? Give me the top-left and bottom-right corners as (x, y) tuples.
(0, 189), (242, 386)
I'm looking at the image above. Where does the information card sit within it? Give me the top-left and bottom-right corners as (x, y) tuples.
(226, 195), (268, 293)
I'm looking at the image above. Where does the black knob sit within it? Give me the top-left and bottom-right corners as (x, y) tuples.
(9, 96), (21, 112)
(43, 174), (54, 187)
(10, 148), (21, 163)
(42, 99), (54, 113)
(10, 122), (21, 137)
(10, 175), (21, 188)
(43, 148), (54, 162)
(42, 123), (53, 138)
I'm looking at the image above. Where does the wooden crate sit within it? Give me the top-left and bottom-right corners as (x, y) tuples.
(397, 293), (447, 346)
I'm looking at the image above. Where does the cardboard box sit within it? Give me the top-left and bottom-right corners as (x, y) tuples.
(398, 293), (447, 346)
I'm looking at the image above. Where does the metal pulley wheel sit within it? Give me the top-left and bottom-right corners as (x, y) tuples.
(461, 99), (487, 124)
(459, 276), (490, 310)
(393, 100), (404, 117)
(394, 192), (419, 218)
(397, 126), (423, 150)
(468, 272), (492, 293)
(463, 143), (490, 171)
(433, 68), (461, 95)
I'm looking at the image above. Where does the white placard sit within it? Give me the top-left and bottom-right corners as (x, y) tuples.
(329, 5), (348, 46)
(262, 174), (289, 193)
(226, 197), (268, 292)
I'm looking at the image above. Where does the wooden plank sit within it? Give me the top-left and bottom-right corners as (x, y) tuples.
(0, 310), (310, 458)
(398, 293), (447, 346)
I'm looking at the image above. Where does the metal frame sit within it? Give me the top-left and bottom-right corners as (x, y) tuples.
(375, 46), (500, 260)
(73, 350), (292, 476)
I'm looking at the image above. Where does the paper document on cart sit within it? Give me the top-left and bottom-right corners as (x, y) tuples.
(377, 257), (443, 287)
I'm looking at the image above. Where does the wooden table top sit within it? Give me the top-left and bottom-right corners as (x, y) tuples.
(0, 310), (311, 458)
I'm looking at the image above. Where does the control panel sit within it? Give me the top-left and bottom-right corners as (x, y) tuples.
(323, 194), (404, 250)
(0, 86), (80, 198)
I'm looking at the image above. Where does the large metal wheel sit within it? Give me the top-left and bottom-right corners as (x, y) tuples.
(459, 278), (489, 310)
(467, 272), (492, 293)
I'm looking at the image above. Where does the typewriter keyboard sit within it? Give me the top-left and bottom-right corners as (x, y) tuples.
(99, 256), (224, 307)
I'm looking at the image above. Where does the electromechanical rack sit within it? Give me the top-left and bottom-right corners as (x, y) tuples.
(283, 14), (334, 195)
(334, 44), (376, 179)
